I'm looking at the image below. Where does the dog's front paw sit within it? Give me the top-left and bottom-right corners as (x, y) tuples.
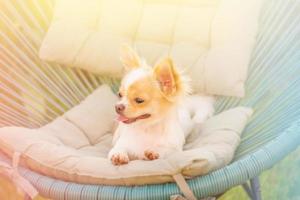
(110, 152), (129, 165)
(144, 150), (159, 160)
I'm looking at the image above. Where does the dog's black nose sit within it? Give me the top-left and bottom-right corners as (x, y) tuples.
(115, 104), (125, 114)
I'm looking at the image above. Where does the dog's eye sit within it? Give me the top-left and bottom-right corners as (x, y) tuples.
(135, 97), (144, 104)
(118, 92), (122, 98)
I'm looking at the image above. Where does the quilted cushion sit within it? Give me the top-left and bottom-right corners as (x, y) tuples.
(39, 0), (262, 97)
(0, 84), (253, 185)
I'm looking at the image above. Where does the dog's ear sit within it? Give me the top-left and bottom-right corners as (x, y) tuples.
(153, 57), (178, 96)
(120, 44), (141, 71)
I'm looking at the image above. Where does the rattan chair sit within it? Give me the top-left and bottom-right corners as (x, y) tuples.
(0, 0), (299, 199)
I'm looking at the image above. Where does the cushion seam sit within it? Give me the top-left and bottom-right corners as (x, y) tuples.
(63, 117), (92, 145)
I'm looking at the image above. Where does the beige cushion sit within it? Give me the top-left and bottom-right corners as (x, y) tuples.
(39, 0), (262, 97)
(0, 84), (253, 185)
(63, 85), (118, 144)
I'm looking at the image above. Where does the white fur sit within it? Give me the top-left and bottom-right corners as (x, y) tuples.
(119, 68), (151, 107)
(178, 94), (215, 137)
(122, 68), (150, 90)
(108, 93), (215, 161)
(109, 107), (185, 160)
(183, 95), (215, 123)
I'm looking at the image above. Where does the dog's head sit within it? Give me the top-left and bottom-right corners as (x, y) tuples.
(115, 45), (190, 125)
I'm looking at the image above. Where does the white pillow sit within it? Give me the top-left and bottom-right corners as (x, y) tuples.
(40, 0), (262, 97)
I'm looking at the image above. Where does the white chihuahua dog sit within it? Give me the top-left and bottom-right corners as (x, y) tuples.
(108, 46), (214, 165)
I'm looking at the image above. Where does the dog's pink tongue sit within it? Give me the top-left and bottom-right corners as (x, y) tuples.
(117, 115), (129, 122)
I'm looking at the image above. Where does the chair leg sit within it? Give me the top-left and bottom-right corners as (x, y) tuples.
(250, 177), (261, 200)
(242, 182), (253, 199)
(242, 177), (262, 200)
